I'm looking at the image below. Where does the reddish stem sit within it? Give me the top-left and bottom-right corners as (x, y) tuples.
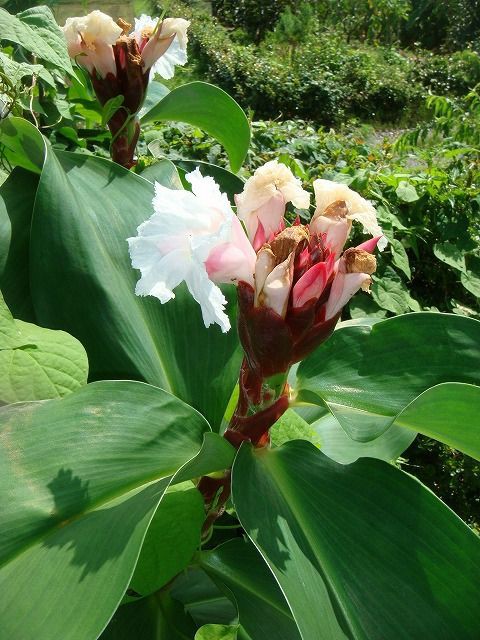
(198, 358), (289, 537)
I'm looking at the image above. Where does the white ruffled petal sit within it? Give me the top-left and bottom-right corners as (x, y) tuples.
(128, 241), (188, 302)
(186, 263), (231, 333)
(133, 14), (156, 44)
(150, 36), (188, 80)
(186, 168), (231, 219)
(128, 170), (255, 332)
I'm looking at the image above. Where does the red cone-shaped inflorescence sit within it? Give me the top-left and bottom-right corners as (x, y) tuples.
(237, 227), (343, 379)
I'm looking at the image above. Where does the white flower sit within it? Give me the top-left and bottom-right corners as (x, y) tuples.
(62, 10), (122, 77)
(128, 169), (256, 333)
(132, 15), (189, 80)
(311, 179), (387, 251)
(235, 160), (310, 250)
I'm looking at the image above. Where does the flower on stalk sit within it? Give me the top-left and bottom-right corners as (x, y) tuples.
(62, 11), (189, 168)
(127, 169), (256, 333)
(310, 179), (387, 257)
(132, 14), (189, 80)
(128, 163), (385, 374)
(63, 11), (123, 78)
(235, 160), (310, 251)
(62, 11), (189, 82)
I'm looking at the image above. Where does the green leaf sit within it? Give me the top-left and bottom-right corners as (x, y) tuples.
(295, 313), (480, 441)
(0, 292), (88, 403)
(128, 482), (204, 599)
(0, 116), (47, 174)
(232, 440), (480, 640)
(140, 82), (250, 172)
(0, 380), (209, 640)
(394, 382), (480, 460)
(348, 292), (387, 319)
(29, 148), (242, 429)
(461, 256), (480, 297)
(139, 158), (183, 189)
(433, 241), (467, 273)
(175, 160), (245, 204)
(389, 238), (411, 279)
(171, 568), (237, 627)
(0, 7), (73, 76)
(371, 275), (417, 314)
(0, 167), (38, 321)
(270, 408), (321, 448)
(196, 624), (239, 640)
(102, 592), (198, 640)
(195, 624), (238, 640)
(202, 538), (301, 640)
(17, 6), (74, 76)
(174, 432), (235, 484)
(137, 79), (170, 119)
(101, 95), (125, 127)
(309, 411), (416, 464)
(395, 180), (419, 202)
(0, 51), (56, 88)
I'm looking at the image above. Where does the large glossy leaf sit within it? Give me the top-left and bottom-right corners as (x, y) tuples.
(0, 166), (38, 321)
(29, 148), (242, 428)
(202, 538), (301, 640)
(0, 292), (88, 403)
(310, 411), (416, 464)
(394, 382), (480, 460)
(0, 116), (47, 174)
(275, 408), (416, 465)
(0, 380), (210, 640)
(140, 82), (250, 172)
(0, 7), (73, 75)
(295, 313), (480, 441)
(127, 482), (204, 599)
(137, 79), (170, 119)
(232, 440), (480, 640)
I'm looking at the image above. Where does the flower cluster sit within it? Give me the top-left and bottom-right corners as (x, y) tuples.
(128, 161), (385, 378)
(63, 11), (189, 83)
(62, 11), (189, 167)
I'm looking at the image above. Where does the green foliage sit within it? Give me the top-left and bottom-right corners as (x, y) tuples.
(403, 435), (480, 532)
(315, 0), (411, 45)
(140, 81), (250, 172)
(211, 0), (291, 43)
(0, 291), (88, 403)
(232, 440), (480, 639)
(171, 1), (480, 125)
(402, 0), (480, 50)
(295, 314), (480, 441)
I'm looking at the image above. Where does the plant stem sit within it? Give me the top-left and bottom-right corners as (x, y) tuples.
(197, 358), (290, 538)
